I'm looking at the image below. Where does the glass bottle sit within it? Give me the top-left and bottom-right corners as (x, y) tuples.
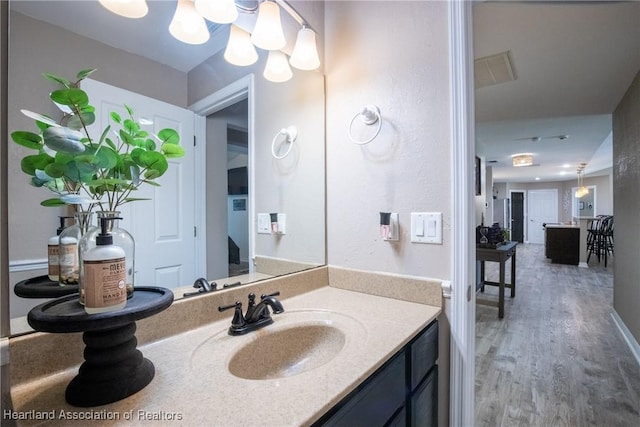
(59, 211), (94, 287)
(80, 211), (135, 304)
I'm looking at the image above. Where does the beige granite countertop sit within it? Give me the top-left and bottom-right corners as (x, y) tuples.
(10, 286), (440, 427)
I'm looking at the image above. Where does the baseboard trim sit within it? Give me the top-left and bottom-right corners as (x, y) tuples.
(578, 261), (588, 268)
(9, 258), (47, 273)
(611, 310), (640, 367)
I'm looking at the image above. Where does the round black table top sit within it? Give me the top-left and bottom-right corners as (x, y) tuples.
(27, 286), (174, 333)
(14, 275), (79, 299)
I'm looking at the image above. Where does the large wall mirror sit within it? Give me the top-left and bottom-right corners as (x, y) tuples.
(6, 0), (325, 336)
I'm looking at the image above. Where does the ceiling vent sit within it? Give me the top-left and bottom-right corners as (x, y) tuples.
(475, 51), (517, 89)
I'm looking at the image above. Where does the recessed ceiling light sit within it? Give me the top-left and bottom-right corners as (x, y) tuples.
(562, 164), (571, 168)
(560, 171), (568, 176)
(535, 177), (541, 181)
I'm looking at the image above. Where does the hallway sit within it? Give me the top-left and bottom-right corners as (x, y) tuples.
(475, 244), (640, 426)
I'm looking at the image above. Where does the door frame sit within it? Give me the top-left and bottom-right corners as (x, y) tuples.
(189, 75), (255, 279)
(449, 1), (475, 425)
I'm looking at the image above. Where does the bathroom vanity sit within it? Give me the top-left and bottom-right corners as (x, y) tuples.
(8, 267), (442, 426)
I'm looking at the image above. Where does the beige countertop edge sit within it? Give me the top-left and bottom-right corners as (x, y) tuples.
(10, 287), (441, 427)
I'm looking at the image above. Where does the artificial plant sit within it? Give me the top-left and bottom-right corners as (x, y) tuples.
(11, 68), (185, 212)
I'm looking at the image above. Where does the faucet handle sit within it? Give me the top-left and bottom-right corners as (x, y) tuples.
(261, 291), (280, 299)
(218, 301), (246, 328)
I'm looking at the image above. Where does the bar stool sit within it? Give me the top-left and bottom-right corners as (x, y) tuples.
(586, 215), (605, 262)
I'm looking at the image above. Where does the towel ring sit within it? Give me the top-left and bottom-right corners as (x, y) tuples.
(348, 105), (382, 145)
(271, 126), (298, 159)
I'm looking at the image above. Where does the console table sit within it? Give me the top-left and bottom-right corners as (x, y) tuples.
(476, 241), (517, 318)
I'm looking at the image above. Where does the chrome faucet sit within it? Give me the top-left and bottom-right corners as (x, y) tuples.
(218, 291), (284, 336)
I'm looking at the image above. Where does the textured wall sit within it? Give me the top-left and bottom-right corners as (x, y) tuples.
(612, 69), (640, 343)
(325, 1), (451, 280)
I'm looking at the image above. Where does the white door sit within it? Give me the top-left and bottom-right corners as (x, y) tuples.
(528, 189), (558, 244)
(82, 79), (196, 290)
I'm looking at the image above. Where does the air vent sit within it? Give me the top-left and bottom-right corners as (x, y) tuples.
(475, 51), (517, 89)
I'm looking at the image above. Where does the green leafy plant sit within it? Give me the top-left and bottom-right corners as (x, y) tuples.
(11, 68), (185, 211)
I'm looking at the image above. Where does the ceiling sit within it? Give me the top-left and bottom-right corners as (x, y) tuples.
(474, 1), (640, 183)
(10, 1), (640, 184)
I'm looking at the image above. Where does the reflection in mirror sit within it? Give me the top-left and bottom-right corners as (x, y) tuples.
(572, 186), (596, 218)
(6, 0), (325, 336)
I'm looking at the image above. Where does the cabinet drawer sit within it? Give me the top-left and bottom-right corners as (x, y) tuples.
(410, 368), (438, 427)
(320, 353), (405, 427)
(410, 320), (438, 390)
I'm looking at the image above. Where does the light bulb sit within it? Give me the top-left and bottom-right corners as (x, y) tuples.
(99, 0), (148, 18)
(263, 51), (292, 83)
(170, 0), (210, 45)
(224, 25), (258, 66)
(195, 0), (238, 24)
(290, 26), (320, 70)
(250, 1), (286, 51)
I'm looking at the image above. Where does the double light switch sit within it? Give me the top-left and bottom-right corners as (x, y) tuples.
(411, 212), (442, 244)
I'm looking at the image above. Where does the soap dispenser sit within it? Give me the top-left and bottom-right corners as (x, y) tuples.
(47, 217), (69, 281)
(83, 217), (127, 314)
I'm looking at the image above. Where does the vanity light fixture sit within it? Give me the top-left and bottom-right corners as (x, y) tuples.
(224, 25), (259, 66)
(98, 0), (148, 19)
(251, 0), (286, 50)
(195, 0), (238, 24)
(101, 0), (322, 81)
(289, 25), (321, 70)
(263, 50), (293, 82)
(512, 153), (533, 167)
(170, 0), (210, 45)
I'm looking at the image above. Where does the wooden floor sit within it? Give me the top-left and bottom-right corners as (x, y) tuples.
(475, 243), (640, 427)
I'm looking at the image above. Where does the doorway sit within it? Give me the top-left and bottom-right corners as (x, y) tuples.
(528, 189), (558, 244)
(510, 191), (524, 243)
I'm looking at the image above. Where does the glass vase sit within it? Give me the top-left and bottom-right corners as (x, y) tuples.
(80, 211), (135, 304)
(59, 211), (94, 287)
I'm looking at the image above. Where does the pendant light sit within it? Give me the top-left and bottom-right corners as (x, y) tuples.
(264, 50), (293, 83)
(251, 1), (286, 51)
(195, 0), (238, 24)
(224, 25), (258, 66)
(289, 25), (320, 70)
(169, 0), (210, 45)
(98, 0), (148, 18)
(575, 163), (589, 198)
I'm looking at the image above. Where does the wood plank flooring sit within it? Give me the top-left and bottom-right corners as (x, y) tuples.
(475, 243), (640, 427)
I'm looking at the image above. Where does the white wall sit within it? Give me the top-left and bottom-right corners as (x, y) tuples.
(325, 1), (451, 280)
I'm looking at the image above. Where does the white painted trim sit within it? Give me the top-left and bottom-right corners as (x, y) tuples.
(441, 280), (452, 299)
(0, 337), (8, 366)
(9, 258), (47, 273)
(189, 75), (256, 275)
(449, 1), (475, 425)
(611, 310), (640, 367)
(578, 262), (589, 268)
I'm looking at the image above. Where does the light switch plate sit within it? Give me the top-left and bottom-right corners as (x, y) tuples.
(257, 213), (271, 234)
(411, 212), (443, 244)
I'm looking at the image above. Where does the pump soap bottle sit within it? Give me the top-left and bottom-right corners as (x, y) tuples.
(83, 217), (127, 314)
(47, 217), (69, 281)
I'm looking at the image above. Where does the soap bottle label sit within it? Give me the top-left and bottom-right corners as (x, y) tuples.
(48, 244), (59, 277)
(59, 243), (78, 284)
(84, 257), (127, 308)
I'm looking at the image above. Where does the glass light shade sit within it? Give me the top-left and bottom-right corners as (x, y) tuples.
(575, 186), (589, 198)
(224, 25), (258, 66)
(170, 0), (210, 45)
(289, 26), (320, 70)
(99, 0), (148, 18)
(195, 0), (238, 24)
(250, 1), (286, 51)
(512, 154), (533, 167)
(264, 50), (293, 83)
